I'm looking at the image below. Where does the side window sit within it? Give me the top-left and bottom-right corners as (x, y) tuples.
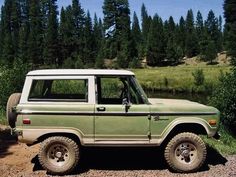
(28, 80), (44, 99)
(101, 78), (123, 99)
(97, 77), (126, 104)
(28, 79), (88, 102)
(97, 76), (145, 105)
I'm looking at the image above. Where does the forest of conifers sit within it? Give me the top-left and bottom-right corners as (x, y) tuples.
(0, 0), (231, 68)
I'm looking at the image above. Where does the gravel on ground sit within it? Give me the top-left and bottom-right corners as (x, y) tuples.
(0, 126), (236, 177)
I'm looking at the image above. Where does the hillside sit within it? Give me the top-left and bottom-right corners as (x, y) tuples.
(182, 52), (230, 66)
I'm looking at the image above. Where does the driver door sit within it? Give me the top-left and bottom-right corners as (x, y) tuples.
(95, 76), (150, 143)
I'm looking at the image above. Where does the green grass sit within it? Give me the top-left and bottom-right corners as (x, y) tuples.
(132, 65), (231, 93)
(202, 127), (236, 155)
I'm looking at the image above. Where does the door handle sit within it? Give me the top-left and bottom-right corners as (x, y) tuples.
(97, 107), (106, 112)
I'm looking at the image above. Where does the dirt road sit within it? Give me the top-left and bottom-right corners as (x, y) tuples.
(0, 126), (236, 177)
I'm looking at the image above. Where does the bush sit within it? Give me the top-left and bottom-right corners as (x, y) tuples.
(63, 57), (75, 69)
(95, 56), (105, 69)
(0, 60), (29, 109)
(74, 56), (84, 69)
(117, 51), (129, 68)
(209, 68), (236, 134)
(163, 77), (169, 88)
(62, 54), (84, 69)
(192, 69), (205, 86)
(129, 57), (141, 68)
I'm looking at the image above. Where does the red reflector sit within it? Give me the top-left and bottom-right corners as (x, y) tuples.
(208, 119), (217, 126)
(23, 119), (31, 124)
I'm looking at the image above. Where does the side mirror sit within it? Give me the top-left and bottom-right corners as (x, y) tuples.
(122, 98), (131, 113)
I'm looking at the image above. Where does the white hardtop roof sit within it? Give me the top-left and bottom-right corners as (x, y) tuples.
(27, 69), (135, 76)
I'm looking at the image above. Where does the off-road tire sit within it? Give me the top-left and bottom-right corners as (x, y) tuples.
(164, 132), (206, 173)
(38, 136), (80, 175)
(6, 93), (21, 128)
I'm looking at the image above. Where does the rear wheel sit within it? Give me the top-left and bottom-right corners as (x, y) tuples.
(164, 132), (206, 172)
(6, 93), (21, 128)
(38, 136), (80, 175)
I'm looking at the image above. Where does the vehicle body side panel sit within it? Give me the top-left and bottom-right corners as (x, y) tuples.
(95, 104), (150, 141)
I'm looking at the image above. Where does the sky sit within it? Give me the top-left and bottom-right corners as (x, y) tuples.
(0, 0), (225, 23)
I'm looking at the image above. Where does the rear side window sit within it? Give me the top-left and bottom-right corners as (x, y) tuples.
(28, 79), (88, 102)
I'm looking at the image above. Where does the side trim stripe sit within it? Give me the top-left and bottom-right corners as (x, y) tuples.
(19, 111), (217, 116)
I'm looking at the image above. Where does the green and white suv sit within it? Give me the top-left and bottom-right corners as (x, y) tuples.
(7, 69), (220, 175)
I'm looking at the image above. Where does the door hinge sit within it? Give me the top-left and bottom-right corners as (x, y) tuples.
(153, 115), (160, 121)
(147, 131), (151, 139)
(148, 115), (160, 121)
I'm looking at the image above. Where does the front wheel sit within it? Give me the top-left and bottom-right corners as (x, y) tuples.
(38, 136), (80, 175)
(164, 132), (206, 173)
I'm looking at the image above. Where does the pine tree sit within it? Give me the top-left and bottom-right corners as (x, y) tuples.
(59, 6), (75, 65)
(218, 15), (223, 51)
(28, 0), (43, 64)
(205, 10), (222, 52)
(1, 1), (15, 65)
(224, 0), (236, 65)
(103, 0), (116, 35)
(0, 21), (2, 62)
(83, 11), (94, 66)
(1, 0), (30, 64)
(59, 2), (85, 67)
(196, 10), (208, 60)
(43, 0), (59, 66)
(205, 40), (217, 64)
(196, 11), (204, 35)
(99, 18), (104, 37)
(116, 0), (131, 68)
(199, 10), (223, 63)
(103, 0), (116, 58)
(185, 9), (198, 57)
(72, 0), (85, 57)
(166, 38), (176, 64)
(103, 0), (131, 67)
(175, 16), (186, 56)
(196, 11), (204, 45)
(93, 14), (103, 52)
(93, 14), (104, 66)
(165, 16), (179, 64)
(141, 4), (151, 48)
(131, 11), (141, 59)
(18, 20), (29, 62)
(167, 16), (175, 33)
(11, 0), (21, 58)
(0, 6), (5, 63)
(146, 15), (166, 66)
(94, 15), (105, 68)
(58, 7), (67, 64)
(18, 0), (30, 62)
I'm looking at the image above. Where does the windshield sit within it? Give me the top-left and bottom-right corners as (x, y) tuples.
(129, 76), (150, 104)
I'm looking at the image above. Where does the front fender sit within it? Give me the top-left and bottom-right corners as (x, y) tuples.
(154, 117), (217, 145)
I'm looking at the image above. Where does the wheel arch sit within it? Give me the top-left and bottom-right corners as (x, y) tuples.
(20, 129), (85, 146)
(37, 132), (82, 146)
(159, 117), (210, 146)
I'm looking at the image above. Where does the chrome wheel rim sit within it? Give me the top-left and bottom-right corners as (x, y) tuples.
(47, 144), (70, 167)
(175, 142), (197, 164)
